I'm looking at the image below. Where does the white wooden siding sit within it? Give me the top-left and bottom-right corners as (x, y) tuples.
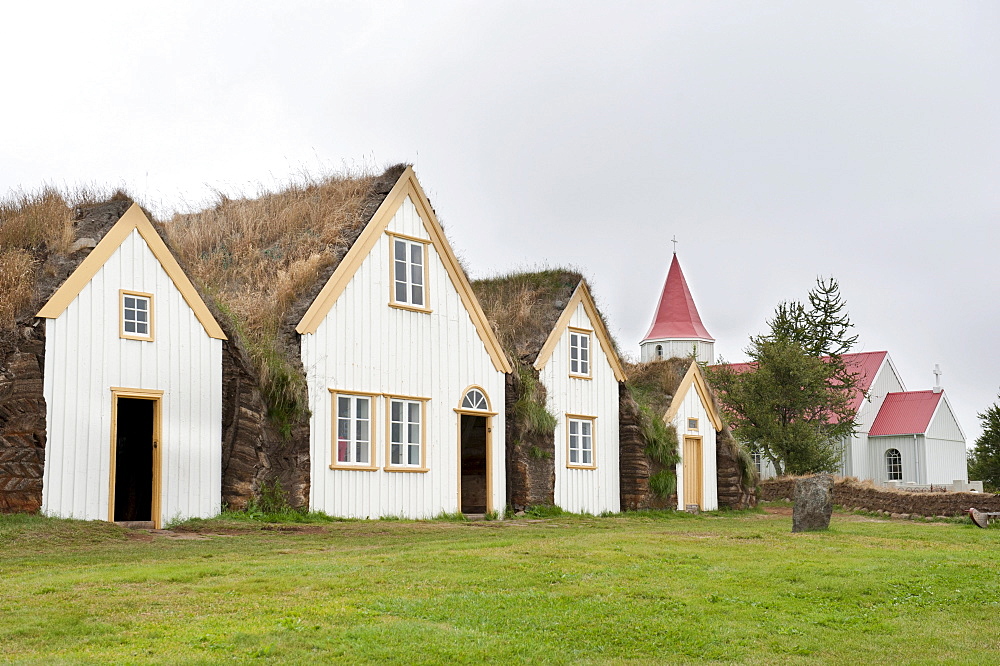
(640, 340), (714, 365)
(540, 303), (621, 514)
(42, 229), (222, 523)
(303, 196), (506, 518)
(669, 383), (718, 511)
(847, 358), (905, 480)
(869, 435), (918, 484)
(924, 396), (967, 483)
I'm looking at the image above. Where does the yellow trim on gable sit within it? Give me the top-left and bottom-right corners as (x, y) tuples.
(533, 281), (627, 382)
(294, 167), (512, 374)
(37, 204), (227, 341)
(663, 362), (724, 432)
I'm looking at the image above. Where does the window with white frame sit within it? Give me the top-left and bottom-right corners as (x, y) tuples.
(392, 237), (426, 308)
(752, 449), (763, 476)
(334, 394), (372, 466)
(389, 398), (423, 467)
(885, 448), (902, 481)
(568, 417), (594, 467)
(569, 330), (590, 376)
(121, 291), (152, 340)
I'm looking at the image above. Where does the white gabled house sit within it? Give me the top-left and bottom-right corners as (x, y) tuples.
(294, 167), (512, 518)
(663, 362), (724, 511)
(36, 203), (227, 528)
(533, 281), (627, 514)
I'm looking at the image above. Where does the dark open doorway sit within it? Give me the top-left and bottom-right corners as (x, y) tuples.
(113, 397), (155, 523)
(460, 414), (488, 514)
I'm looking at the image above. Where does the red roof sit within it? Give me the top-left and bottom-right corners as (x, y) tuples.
(642, 254), (713, 342)
(712, 350), (889, 419)
(869, 390), (942, 436)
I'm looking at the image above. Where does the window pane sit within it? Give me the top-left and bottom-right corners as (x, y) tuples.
(408, 402), (420, 425)
(356, 420), (368, 443)
(570, 346), (578, 361)
(395, 240), (406, 260)
(580, 336), (588, 350)
(356, 442), (368, 464)
(411, 262), (422, 286)
(582, 421), (591, 437)
(391, 400), (402, 421)
(570, 448), (578, 464)
(395, 282), (407, 303)
(124, 297), (135, 309)
(356, 399), (369, 419)
(462, 394), (474, 408)
(583, 450), (592, 465)
(337, 438), (349, 462)
(124, 321), (136, 333)
(411, 285), (423, 306)
(408, 424), (419, 445)
(337, 419), (349, 441)
(395, 259), (407, 281)
(391, 443), (401, 465)
(408, 443), (420, 466)
(411, 243), (422, 266)
(391, 422), (401, 443)
(135, 309), (147, 323)
(338, 397), (350, 416)
(570, 420), (578, 435)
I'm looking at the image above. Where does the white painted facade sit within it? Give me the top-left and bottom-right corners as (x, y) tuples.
(41, 229), (223, 525)
(640, 339), (714, 365)
(667, 371), (719, 511)
(839, 358), (905, 480)
(538, 300), (621, 514)
(302, 195), (506, 519)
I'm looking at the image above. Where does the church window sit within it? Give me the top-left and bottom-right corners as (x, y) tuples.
(389, 234), (430, 310)
(655, 344), (663, 359)
(120, 290), (153, 340)
(569, 329), (591, 377)
(885, 449), (902, 481)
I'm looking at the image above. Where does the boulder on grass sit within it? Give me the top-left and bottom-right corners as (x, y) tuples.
(792, 473), (834, 533)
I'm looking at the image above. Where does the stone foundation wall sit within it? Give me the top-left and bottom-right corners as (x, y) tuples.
(0, 324), (47, 513)
(762, 476), (1000, 517)
(504, 372), (555, 511)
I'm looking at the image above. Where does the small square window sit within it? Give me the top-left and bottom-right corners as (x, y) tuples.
(120, 290), (153, 340)
(687, 417), (699, 430)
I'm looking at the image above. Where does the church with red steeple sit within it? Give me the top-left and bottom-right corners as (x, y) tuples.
(640, 252), (715, 364)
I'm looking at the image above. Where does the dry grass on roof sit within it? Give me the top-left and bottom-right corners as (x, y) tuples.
(472, 269), (582, 363)
(0, 187), (133, 332)
(625, 357), (694, 416)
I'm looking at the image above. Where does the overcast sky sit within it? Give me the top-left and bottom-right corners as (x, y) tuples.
(3, 2), (998, 444)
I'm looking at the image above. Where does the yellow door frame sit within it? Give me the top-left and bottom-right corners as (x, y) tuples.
(109, 387), (164, 528)
(454, 409), (496, 515)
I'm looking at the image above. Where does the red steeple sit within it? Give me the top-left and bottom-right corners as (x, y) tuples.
(643, 254), (713, 342)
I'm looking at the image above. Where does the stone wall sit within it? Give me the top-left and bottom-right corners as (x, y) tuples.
(716, 428), (757, 510)
(221, 340), (310, 510)
(0, 323), (47, 513)
(618, 384), (673, 511)
(504, 371), (555, 511)
(762, 476), (1000, 517)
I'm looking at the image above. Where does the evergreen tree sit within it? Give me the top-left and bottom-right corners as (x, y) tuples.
(968, 396), (1000, 491)
(709, 277), (859, 475)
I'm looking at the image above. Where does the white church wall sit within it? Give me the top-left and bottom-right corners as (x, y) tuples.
(922, 437), (968, 485)
(42, 229), (223, 525)
(303, 195), (506, 519)
(640, 339), (714, 365)
(870, 435), (919, 484)
(542, 302), (621, 515)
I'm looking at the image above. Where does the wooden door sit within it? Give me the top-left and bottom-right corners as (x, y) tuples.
(683, 436), (702, 509)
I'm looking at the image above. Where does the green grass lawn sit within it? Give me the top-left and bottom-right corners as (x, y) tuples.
(1, 507), (998, 664)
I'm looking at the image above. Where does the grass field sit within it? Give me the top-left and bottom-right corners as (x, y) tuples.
(1, 506), (998, 664)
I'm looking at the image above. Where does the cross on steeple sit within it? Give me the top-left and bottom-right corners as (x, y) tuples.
(671, 235), (678, 254)
(933, 364), (942, 392)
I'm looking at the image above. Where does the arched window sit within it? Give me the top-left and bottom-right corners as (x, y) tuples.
(655, 344), (663, 359)
(885, 449), (902, 481)
(460, 387), (489, 411)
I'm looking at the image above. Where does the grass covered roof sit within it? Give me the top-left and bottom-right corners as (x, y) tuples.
(471, 269), (586, 365)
